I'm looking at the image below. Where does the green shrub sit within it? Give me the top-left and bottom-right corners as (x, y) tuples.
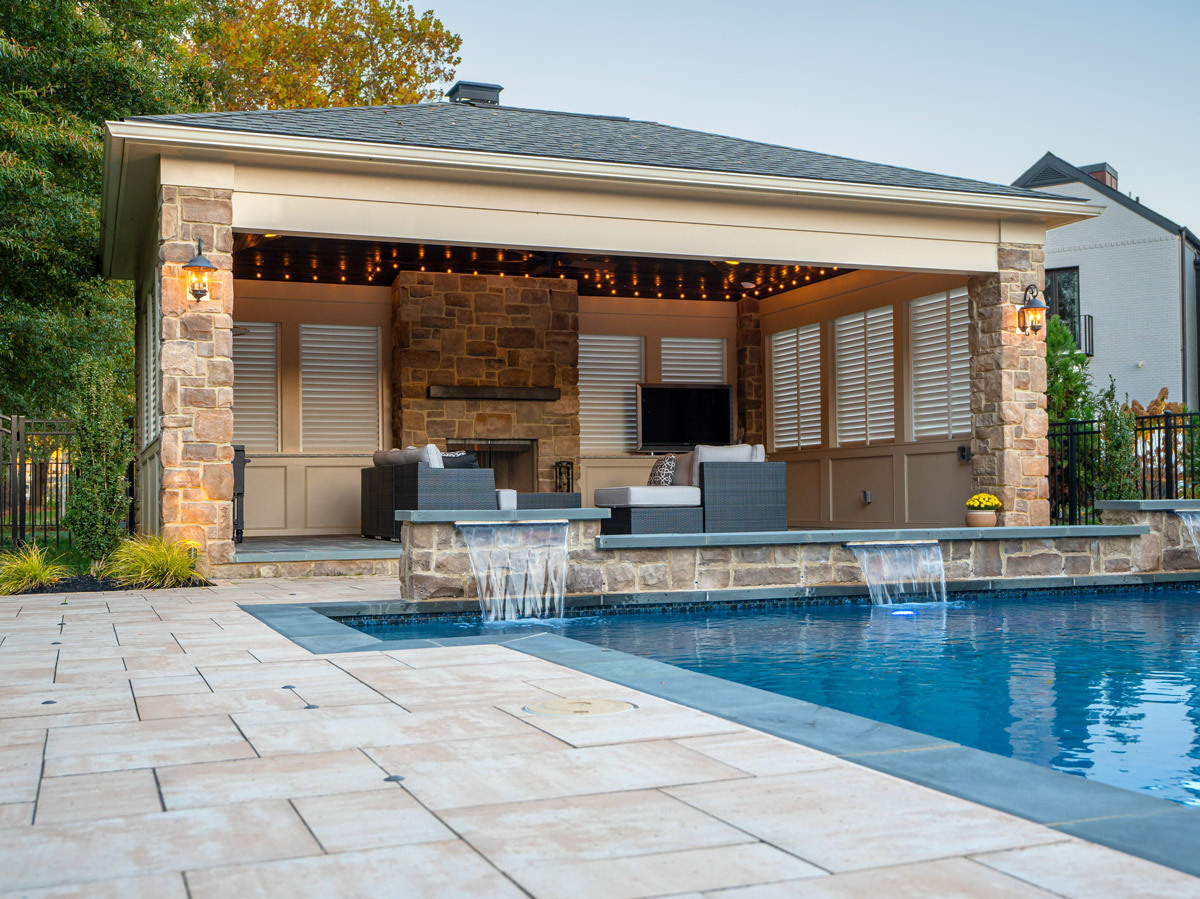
(102, 535), (201, 589)
(65, 358), (131, 562)
(0, 544), (71, 595)
(1096, 377), (1139, 501)
(1046, 314), (1095, 421)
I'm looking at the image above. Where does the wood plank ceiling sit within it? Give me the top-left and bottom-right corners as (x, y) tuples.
(232, 235), (852, 302)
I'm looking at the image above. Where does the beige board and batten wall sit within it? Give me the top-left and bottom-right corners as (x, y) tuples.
(760, 269), (974, 528)
(232, 279), (391, 536)
(577, 296), (737, 504)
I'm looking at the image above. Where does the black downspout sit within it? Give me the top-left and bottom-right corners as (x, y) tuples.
(1194, 250), (1200, 409)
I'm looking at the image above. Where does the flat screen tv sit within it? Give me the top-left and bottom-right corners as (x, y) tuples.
(637, 383), (734, 452)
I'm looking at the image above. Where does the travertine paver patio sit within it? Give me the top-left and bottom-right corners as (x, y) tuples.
(2, 576), (1198, 897)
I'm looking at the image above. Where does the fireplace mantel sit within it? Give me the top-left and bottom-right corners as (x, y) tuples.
(426, 386), (561, 401)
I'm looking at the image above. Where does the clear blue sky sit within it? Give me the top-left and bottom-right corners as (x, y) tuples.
(432, 0), (1198, 230)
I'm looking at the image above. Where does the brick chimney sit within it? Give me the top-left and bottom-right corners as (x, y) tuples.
(1080, 162), (1118, 190)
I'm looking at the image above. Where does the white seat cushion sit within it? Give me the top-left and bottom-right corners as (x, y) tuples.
(496, 489), (517, 510)
(593, 485), (702, 508)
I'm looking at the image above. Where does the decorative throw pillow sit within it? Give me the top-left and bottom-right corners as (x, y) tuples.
(647, 454), (677, 487)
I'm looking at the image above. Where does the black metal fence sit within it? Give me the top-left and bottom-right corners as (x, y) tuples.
(2, 415), (76, 547)
(1049, 412), (1200, 525)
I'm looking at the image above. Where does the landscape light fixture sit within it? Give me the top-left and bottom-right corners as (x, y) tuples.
(1018, 285), (1047, 335)
(183, 239), (218, 301)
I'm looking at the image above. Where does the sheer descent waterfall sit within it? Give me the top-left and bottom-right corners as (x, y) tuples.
(848, 541), (948, 605)
(458, 521), (569, 621)
(1178, 511), (1200, 560)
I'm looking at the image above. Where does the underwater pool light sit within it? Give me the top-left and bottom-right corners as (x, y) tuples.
(890, 609), (918, 616)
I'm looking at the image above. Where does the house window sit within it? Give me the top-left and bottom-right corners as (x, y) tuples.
(299, 324), (381, 452)
(661, 337), (726, 383)
(769, 325), (822, 450)
(833, 306), (895, 445)
(232, 322), (281, 452)
(909, 289), (971, 440)
(1045, 268), (1080, 325)
(578, 334), (644, 454)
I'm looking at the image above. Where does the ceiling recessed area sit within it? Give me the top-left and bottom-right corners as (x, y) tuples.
(232, 234), (853, 302)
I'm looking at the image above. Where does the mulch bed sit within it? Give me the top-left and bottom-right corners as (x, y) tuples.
(25, 575), (212, 594)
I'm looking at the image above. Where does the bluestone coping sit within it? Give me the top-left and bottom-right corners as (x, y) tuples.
(395, 508), (609, 522)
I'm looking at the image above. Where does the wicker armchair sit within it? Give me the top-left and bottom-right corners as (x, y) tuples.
(699, 461), (787, 532)
(361, 464), (497, 540)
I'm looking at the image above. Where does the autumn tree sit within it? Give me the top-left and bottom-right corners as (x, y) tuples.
(0, 0), (210, 416)
(191, 0), (462, 110)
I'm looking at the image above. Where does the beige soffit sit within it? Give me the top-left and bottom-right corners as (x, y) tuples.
(101, 119), (1102, 275)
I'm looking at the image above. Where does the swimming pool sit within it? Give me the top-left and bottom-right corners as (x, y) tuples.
(350, 589), (1200, 806)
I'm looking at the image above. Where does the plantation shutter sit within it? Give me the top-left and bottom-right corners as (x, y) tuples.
(661, 337), (726, 383)
(769, 324), (821, 450)
(834, 306), (894, 445)
(578, 334), (644, 453)
(300, 324), (381, 452)
(232, 322), (280, 452)
(910, 289), (971, 439)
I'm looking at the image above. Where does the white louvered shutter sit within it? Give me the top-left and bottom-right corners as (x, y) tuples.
(661, 337), (726, 383)
(835, 307), (894, 445)
(770, 325), (822, 450)
(232, 322), (280, 452)
(579, 334), (644, 453)
(910, 289), (971, 439)
(300, 324), (381, 452)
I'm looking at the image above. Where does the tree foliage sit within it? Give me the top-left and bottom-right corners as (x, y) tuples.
(0, 0), (211, 416)
(65, 358), (132, 562)
(191, 0), (462, 110)
(1045, 314), (1095, 422)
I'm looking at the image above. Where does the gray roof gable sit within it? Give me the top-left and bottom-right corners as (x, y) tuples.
(130, 102), (1072, 201)
(1014, 151), (1193, 242)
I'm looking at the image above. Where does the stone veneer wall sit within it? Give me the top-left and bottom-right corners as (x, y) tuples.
(735, 294), (765, 445)
(391, 272), (580, 492)
(398, 517), (1196, 601)
(967, 243), (1050, 526)
(156, 185), (236, 569)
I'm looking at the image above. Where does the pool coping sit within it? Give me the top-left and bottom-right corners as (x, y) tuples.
(241, 591), (1200, 878)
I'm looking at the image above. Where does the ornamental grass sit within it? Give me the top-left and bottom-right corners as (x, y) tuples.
(102, 535), (201, 589)
(0, 544), (71, 595)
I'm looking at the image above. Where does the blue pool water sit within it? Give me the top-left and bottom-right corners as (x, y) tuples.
(349, 590), (1200, 805)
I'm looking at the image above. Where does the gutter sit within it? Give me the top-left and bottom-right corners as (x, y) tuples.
(103, 120), (1103, 224)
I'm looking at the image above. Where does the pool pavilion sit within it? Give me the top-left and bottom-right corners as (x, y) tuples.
(100, 82), (1104, 578)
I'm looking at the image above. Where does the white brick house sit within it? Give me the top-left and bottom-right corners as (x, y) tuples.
(1014, 153), (1200, 407)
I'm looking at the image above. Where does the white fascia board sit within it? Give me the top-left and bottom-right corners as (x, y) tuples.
(104, 120), (1103, 225)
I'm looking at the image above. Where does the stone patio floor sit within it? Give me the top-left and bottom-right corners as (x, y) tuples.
(2, 576), (1198, 897)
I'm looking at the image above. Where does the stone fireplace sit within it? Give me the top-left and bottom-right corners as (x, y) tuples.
(391, 271), (580, 493)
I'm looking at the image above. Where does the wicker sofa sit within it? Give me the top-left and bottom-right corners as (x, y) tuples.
(361, 444), (582, 540)
(594, 444), (787, 535)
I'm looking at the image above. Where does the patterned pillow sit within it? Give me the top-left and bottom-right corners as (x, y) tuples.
(647, 454), (677, 487)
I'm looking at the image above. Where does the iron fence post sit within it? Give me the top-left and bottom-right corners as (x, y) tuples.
(1165, 412), (1176, 499)
(1066, 419), (1079, 526)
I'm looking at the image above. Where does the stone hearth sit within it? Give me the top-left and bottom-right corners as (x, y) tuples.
(391, 272), (580, 493)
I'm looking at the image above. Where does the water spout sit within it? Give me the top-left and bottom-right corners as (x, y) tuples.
(848, 541), (947, 606)
(1177, 511), (1200, 561)
(458, 520), (569, 621)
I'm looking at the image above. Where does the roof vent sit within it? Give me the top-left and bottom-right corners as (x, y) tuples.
(447, 81), (503, 105)
(1080, 162), (1118, 190)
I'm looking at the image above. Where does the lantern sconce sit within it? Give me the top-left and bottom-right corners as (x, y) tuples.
(1018, 284), (1047, 335)
(183, 239), (218, 301)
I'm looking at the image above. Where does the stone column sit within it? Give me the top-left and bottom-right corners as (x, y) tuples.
(967, 243), (1049, 526)
(156, 186), (235, 567)
(736, 295), (765, 445)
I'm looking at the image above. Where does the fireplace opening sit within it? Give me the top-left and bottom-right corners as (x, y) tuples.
(446, 439), (537, 493)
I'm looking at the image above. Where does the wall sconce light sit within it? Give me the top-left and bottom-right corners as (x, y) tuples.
(183, 239), (218, 301)
(1018, 285), (1047, 335)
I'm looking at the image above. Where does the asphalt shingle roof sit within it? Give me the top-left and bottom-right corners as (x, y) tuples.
(132, 102), (1072, 201)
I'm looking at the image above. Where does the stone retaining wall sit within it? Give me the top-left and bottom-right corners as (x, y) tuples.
(397, 515), (1199, 601)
